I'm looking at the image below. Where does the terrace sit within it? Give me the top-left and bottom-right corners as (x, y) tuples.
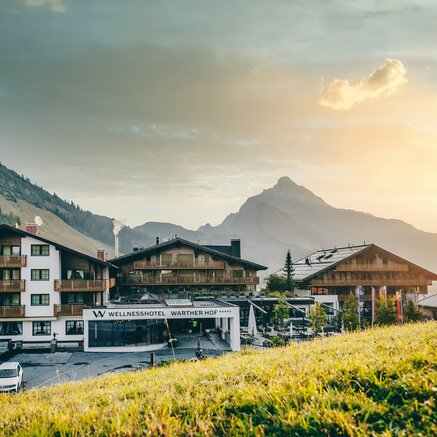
(54, 279), (116, 292)
(0, 280), (26, 292)
(0, 305), (25, 317)
(0, 255), (27, 268)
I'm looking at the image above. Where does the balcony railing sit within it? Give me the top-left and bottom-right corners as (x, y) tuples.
(54, 279), (116, 292)
(54, 304), (86, 316)
(0, 255), (27, 268)
(311, 278), (432, 287)
(133, 260), (225, 270)
(0, 305), (25, 317)
(124, 276), (259, 286)
(0, 280), (26, 292)
(336, 264), (408, 272)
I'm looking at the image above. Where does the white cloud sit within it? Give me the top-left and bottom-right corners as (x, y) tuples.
(23, 0), (66, 13)
(319, 58), (407, 110)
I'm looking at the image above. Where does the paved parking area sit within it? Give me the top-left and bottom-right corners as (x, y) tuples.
(4, 334), (231, 390)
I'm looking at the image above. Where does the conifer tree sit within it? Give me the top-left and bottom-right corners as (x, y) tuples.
(282, 250), (296, 293)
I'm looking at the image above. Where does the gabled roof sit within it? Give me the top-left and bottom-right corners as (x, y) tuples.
(0, 224), (114, 268)
(294, 243), (437, 283)
(109, 237), (267, 270)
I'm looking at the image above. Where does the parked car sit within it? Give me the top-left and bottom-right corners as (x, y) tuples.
(0, 362), (24, 393)
(0, 340), (13, 360)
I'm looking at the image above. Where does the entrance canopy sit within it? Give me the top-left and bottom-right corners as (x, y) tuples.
(83, 299), (240, 352)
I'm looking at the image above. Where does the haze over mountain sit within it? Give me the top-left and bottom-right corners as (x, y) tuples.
(1, 163), (436, 275)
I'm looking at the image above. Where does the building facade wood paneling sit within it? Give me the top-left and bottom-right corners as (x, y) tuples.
(294, 244), (437, 320)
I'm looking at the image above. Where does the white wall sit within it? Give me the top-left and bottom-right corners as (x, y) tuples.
(21, 235), (61, 319)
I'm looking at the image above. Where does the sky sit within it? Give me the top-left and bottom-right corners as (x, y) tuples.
(1, 0), (437, 232)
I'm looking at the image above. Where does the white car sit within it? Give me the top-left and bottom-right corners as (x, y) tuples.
(0, 362), (24, 393)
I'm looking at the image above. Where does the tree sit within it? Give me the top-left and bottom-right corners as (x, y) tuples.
(342, 294), (360, 331)
(273, 295), (289, 331)
(376, 296), (397, 325)
(403, 299), (423, 323)
(266, 274), (288, 292)
(282, 250), (296, 292)
(309, 302), (327, 337)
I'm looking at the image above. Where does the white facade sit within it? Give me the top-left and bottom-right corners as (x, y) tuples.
(0, 226), (110, 346)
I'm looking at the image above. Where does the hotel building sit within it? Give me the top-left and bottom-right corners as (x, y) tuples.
(103, 237), (267, 352)
(0, 227), (267, 352)
(294, 244), (437, 321)
(0, 224), (114, 348)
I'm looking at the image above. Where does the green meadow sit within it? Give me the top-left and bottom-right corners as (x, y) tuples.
(1, 322), (436, 436)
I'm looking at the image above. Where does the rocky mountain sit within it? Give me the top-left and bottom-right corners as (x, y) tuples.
(1, 162), (436, 275)
(132, 177), (437, 274)
(207, 177), (437, 273)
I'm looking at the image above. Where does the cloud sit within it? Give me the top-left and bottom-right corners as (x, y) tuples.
(23, 0), (66, 13)
(319, 58), (407, 110)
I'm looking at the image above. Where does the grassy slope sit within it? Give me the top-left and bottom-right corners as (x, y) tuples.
(1, 323), (436, 436)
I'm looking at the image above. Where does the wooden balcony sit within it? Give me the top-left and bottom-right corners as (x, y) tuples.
(311, 278), (432, 287)
(0, 255), (27, 268)
(54, 279), (116, 292)
(54, 304), (85, 316)
(133, 260), (225, 270)
(0, 305), (25, 318)
(125, 276), (260, 286)
(0, 280), (25, 292)
(336, 264), (408, 272)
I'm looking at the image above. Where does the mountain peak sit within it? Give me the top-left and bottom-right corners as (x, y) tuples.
(275, 176), (297, 187)
(253, 176), (329, 208)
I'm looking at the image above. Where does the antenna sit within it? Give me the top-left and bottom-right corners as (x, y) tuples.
(34, 216), (44, 227)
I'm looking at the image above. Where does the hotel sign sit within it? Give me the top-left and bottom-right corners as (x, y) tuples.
(83, 306), (237, 321)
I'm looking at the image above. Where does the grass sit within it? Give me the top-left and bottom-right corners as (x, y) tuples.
(1, 322), (436, 436)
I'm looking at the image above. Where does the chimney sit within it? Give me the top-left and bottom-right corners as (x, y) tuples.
(231, 239), (241, 258)
(26, 224), (38, 235)
(97, 249), (105, 261)
(156, 237), (160, 245)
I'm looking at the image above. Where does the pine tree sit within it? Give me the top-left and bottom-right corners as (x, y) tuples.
(282, 250), (296, 292)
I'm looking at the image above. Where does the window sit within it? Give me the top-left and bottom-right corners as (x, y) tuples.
(0, 293), (20, 306)
(160, 254), (172, 266)
(66, 320), (84, 335)
(1, 269), (20, 280)
(66, 269), (85, 280)
(0, 321), (22, 336)
(1, 246), (21, 256)
(32, 321), (51, 336)
(64, 293), (84, 304)
(31, 245), (50, 256)
(31, 269), (50, 281)
(31, 294), (50, 306)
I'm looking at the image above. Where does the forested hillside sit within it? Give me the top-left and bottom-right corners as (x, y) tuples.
(0, 162), (115, 245)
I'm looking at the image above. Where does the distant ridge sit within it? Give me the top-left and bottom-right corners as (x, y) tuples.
(1, 162), (436, 274)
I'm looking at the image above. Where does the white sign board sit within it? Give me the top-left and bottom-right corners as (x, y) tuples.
(83, 306), (238, 321)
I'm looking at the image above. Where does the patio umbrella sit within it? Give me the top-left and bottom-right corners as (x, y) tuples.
(248, 304), (258, 336)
